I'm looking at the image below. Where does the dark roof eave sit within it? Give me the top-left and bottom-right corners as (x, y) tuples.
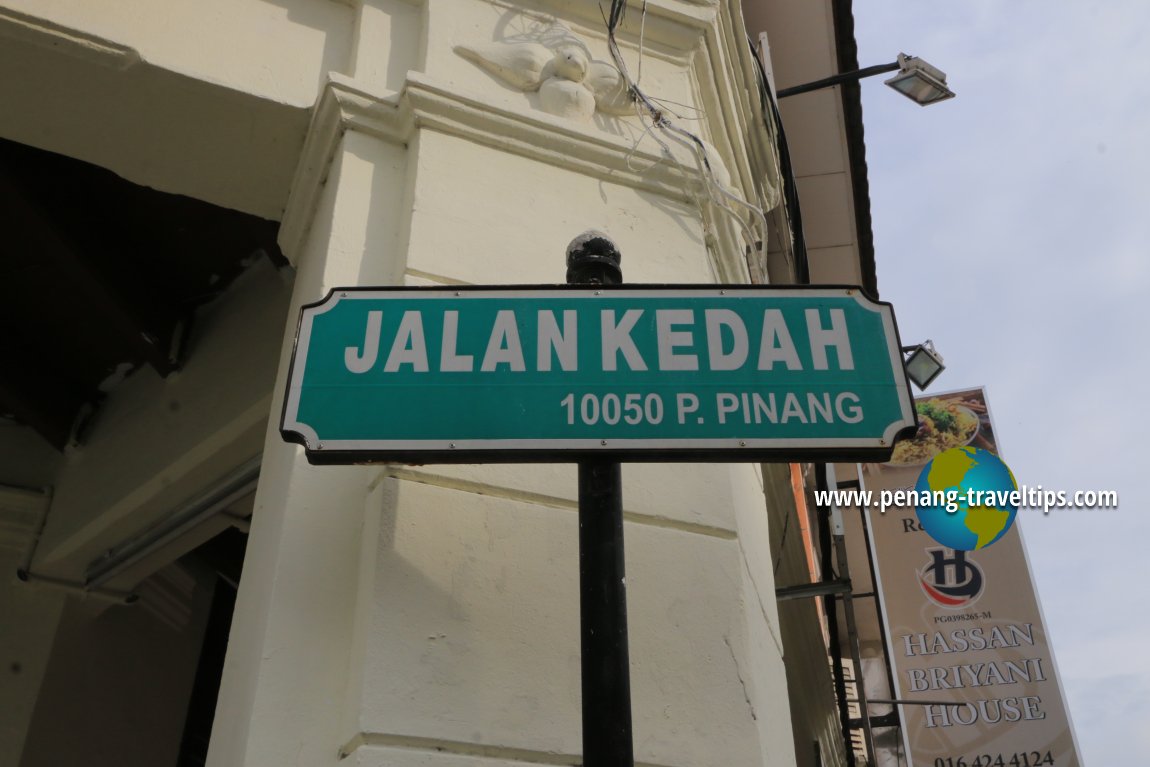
(830, 0), (879, 298)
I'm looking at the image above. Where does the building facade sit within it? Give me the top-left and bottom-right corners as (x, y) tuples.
(0, 1), (876, 765)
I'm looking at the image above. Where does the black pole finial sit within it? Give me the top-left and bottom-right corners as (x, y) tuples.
(566, 230), (622, 285)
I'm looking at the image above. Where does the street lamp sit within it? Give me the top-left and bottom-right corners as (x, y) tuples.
(883, 54), (955, 105)
(902, 340), (946, 390)
(777, 53), (955, 105)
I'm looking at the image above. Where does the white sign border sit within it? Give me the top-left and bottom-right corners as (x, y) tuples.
(281, 285), (917, 461)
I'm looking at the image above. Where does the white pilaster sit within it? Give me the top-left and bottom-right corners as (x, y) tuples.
(207, 124), (414, 766)
(210, 2), (796, 765)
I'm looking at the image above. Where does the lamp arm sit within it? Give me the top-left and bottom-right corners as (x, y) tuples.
(777, 61), (900, 99)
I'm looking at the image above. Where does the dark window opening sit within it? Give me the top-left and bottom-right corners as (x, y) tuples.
(176, 526), (249, 767)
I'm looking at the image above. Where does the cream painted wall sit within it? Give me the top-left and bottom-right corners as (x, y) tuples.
(210, 2), (799, 765)
(404, 131), (712, 286)
(207, 127), (413, 767)
(0, 3), (334, 218)
(0, 0), (840, 765)
(0, 0), (353, 107)
(351, 478), (767, 766)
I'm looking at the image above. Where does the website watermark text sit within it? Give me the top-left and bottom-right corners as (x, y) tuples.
(814, 487), (1118, 515)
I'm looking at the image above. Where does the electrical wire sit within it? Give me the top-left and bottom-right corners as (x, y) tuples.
(644, 95), (705, 121)
(747, 35), (809, 283)
(772, 493), (794, 576)
(635, 0), (648, 86)
(601, 0), (769, 279)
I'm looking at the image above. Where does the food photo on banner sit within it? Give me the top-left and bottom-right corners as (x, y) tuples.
(859, 387), (1083, 767)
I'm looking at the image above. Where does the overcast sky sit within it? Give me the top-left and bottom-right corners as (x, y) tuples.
(853, 2), (1149, 763)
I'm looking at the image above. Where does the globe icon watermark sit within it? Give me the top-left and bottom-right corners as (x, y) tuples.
(914, 446), (1019, 550)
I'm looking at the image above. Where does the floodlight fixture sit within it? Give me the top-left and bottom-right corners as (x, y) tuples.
(883, 54), (955, 106)
(902, 340), (946, 391)
(777, 53), (954, 106)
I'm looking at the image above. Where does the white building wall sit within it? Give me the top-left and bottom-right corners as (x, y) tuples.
(0, 1), (815, 765)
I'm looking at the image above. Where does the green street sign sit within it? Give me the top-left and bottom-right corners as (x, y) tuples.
(280, 286), (916, 463)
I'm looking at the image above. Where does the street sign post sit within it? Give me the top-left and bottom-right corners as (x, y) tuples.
(278, 233), (920, 767)
(565, 233), (633, 767)
(280, 284), (916, 464)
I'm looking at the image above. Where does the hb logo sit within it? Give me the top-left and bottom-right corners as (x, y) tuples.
(918, 548), (984, 608)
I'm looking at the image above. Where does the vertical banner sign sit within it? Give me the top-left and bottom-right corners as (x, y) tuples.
(862, 387), (1082, 767)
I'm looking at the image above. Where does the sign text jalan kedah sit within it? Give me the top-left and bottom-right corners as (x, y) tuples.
(280, 286), (916, 462)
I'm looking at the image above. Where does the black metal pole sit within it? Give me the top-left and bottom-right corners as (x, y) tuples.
(566, 231), (634, 767)
(776, 61), (900, 98)
(578, 460), (632, 766)
(816, 463), (856, 767)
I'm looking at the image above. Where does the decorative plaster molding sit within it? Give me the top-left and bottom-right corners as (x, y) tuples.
(405, 73), (721, 197)
(711, 0), (782, 212)
(279, 0), (777, 286)
(278, 75), (412, 263)
(340, 730), (682, 766)
(279, 72), (729, 265)
(490, 0), (713, 54)
(0, 7), (140, 70)
(454, 22), (632, 122)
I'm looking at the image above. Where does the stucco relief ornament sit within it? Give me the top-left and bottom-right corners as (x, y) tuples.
(454, 32), (634, 121)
